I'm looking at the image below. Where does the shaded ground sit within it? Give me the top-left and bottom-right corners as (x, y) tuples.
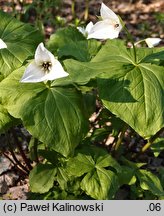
(0, 0), (164, 39)
(0, 0), (164, 199)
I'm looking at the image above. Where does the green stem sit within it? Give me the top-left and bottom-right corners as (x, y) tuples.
(84, 0), (89, 21)
(141, 128), (164, 152)
(141, 142), (151, 152)
(124, 26), (137, 63)
(71, 0), (76, 19)
(114, 124), (128, 151)
(45, 80), (51, 88)
(134, 39), (145, 46)
(33, 138), (39, 163)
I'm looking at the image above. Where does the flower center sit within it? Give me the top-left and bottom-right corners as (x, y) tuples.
(114, 23), (119, 28)
(42, 62), (52, 73)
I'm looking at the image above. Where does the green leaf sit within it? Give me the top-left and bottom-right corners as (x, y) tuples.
(82, 91), (96, 118)
(58, 41), (90, 61)
(97, 63), (164, 138)
(37, 150), (70, 190)
(67, 145), (121, 175)
(121, 157), (146, 169)
(66, 145), (120, 199)
(67, 153), (95, 177)
(47, 26), (85, 52)
(65, 40), (164, 138)
(151, 138), (164, 157)
(136, 169), (164, 196)
(56, 167), (70, 190)
(81, 168), (119, 199)
(64, 59), (105, 84)
(47, 26), (101, 62)
(0, 67), (88, 157)
(139, 48), (164, 64)
(87, 39), (101, 59)
(118, 166), (136, 186)
(96, 154), (121, 173)
(0, 103), (17, 133)
(29, 163), (56, 193)
(0, 10), (43, 78)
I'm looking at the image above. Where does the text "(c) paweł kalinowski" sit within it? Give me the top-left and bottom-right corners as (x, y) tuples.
(20, 202), (104, 212)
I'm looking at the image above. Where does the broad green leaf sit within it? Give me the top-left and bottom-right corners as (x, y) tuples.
(0, 67), (88, 157)
(47, 26), (101, 62)
(96, 154), (121, 173)
(56, 167), (70, 190)
(47, 26), (85, 53)
(81, 168), (119, 199)
(29, 163), (56, 193)
(121, 157), (146, 169)
(65, 40), (164, 138)
(151, 138), (164, 157)
(77, 144), (116, 163)
(67, 153), (95, 177)
(87, 39), (101, 59)
(118, 166), (136, 186)
(136, 169), (164, 196)
(0, 10), (43, 79)
(139, 48), (164, 64)
(92, 39), (135, 63)
(97, 62), (164, 138)
(64, 59), (106, 84)
(66, 145), (120, 199)
(58, 41), (90, 61)
(37, 150), (70, 190)
(67, 145), (121, 174)
(82, 91), (96, 118)
(0, 103), (17, 133)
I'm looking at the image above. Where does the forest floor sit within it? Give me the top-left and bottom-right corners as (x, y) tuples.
(0, 0), (164, 200)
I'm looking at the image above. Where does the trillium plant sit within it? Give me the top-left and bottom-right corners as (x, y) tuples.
(0, 2), (164, 200)
(87, 3), (122, 39)
(20, 43), (68, 83)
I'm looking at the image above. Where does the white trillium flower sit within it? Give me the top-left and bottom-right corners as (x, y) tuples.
(20, 43), (69, 83)
(87, 3), (122, 40)
(0, 38), (7, 49)
(77, 22), (94, 37)
(145, 38), (162, 48)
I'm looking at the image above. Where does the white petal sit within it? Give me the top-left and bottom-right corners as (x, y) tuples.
(21, 43), (69, 83)
(87, 20), (120, 40)
(0, 38), (7, 49)
(45, 59), (69, 81)
(100, 3), (119, 21)
(86, 21), (94, 34)
(35, 42), (55, 65)
(145, 38), (162, 48)
(20, 62), (46, 83)
(77, 22), (94, 37)
(77, 27), (86, 35)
